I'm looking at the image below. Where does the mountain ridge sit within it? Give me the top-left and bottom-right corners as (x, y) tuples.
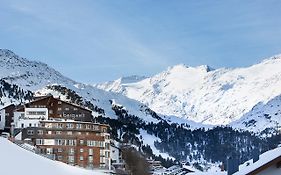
(95, 54), (281, 132)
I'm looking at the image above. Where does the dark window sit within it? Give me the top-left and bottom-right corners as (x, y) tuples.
(27, 130), (34, 135)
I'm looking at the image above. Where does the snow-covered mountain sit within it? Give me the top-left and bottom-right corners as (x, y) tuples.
(95, 55), (281, 131)
(2, 48), (281, 134)
(0, 49), (75, 90)
(0, 49), (164, 123)
(1, 49), (280, 172)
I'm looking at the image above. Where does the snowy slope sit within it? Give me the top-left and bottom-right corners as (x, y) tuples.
(0, 137), (106, 175)
(231, 94), (281, 133)
(95, 56), (281, 128)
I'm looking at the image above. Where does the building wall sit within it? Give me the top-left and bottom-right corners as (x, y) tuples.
(256, 164), (281, 175)
(21, 121), (110, 169)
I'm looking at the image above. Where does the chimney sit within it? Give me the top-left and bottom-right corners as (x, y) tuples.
(227, 156), (239, 175)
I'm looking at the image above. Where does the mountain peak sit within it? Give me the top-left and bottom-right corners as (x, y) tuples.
(168, 64), (214, 73)
(196, 65), (214, 72)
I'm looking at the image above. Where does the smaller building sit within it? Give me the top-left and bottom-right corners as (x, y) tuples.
(233, 147), (281, 175)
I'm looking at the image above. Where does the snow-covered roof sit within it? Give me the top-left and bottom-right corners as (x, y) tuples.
(233, 147), (281, 175)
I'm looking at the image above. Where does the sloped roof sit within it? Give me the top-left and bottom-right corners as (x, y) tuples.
(233, 147), (281, 175)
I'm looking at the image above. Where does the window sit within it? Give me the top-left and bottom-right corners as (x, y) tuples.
(58, 101), (62, 105)
(45, 123), (52, 128)
(55, 131), (62, 135)
(100, 157), (105, 164)
(47, 131), (52, 135)
(58, 123), (63, 128)
(21, 123), (24, 128)
(67, 131), (72, 135)
(55, 139), (64, 145)
(100, 150), (105, 156)
(66, 123), (73, 129)
(74, 107), (78, 111)
(68, 140), (76, 146)
(65, 107), (69, 111)
(88, 156), (93, 163)
(58, 148), (63, 152)
(49, 110), (53, 114)
(27, 111), (46, 115)
(77, 132), (81, 135)
(29, 123), (32, 127)
(80, 148), (84, 153)
(58, 108), (62, 111)
(27, 130), (34, 135)
(76, 124), (82, 129)
(105, 143), (110, 150)
(58, 156), (63, 161)
(36, 139), (44, 145)
(69, 148), (75, 154)
(86, 125), (91, 129)
(89, 149), (93, 156)
(105, 151), (110, 158)
(46, 148), (53, 154)
(80, 140), (84, 145)
(93, 125), (99, 131)
(68, 156), (74, 163)
(37, 130), (43, 135)
(80, 156), (84, 161)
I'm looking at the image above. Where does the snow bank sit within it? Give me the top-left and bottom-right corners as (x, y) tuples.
(0, 137), (106, 175)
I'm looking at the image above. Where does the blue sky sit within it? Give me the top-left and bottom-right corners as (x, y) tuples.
(0, 0), (281, 83)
